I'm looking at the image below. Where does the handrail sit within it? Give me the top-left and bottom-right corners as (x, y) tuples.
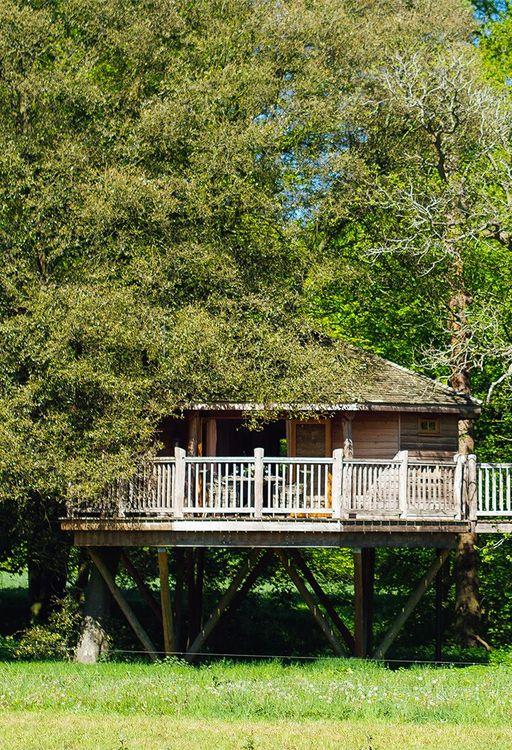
(67, 448), (477, 521)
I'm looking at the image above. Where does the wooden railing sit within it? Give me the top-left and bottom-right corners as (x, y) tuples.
(67, 449), (475, 521)
(478, 463), (512, 517)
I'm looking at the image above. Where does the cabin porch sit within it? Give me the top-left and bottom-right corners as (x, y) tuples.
(65, 408), (512, 664)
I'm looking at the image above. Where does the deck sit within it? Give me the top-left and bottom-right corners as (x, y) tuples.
(63, 450), (512, 546)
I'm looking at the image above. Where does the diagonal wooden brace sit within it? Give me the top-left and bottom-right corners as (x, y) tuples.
(288, 549), (355, 653)
(275, 549), (346, 657)
(89, 549), (158, 662)
(373, 548), (451, 660)
(186, 549), (264, 660)
(120, 550), (162, 623)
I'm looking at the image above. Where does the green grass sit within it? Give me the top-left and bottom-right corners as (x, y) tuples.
(0, 660), (512, 748)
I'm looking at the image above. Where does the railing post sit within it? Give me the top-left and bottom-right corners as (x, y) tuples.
(397, 450), (408, 517)
(467, 453), (478, 528)
(173, 447), (186, 519)
(453, 453), (466, 520)
(332, 449), (344, 519)
(117, 479), (126, 518)
(254, 448), (264, 519)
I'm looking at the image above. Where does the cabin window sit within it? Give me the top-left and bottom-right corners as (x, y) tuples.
(288, 419), (332, 457)
(418, 417), (440, 435)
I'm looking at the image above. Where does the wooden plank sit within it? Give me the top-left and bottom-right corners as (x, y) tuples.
(373, 548), (451, 660)
(289, 549), (354, 652)
(158, 548), (175, 655)
(88, 549), (158, 661)
(186, 549), (262, 659)
(275, 549), (345, 656)
(74, 528), (464, 550)
(119, 550), (162, 623)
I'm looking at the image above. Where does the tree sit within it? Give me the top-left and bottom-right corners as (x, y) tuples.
(309, 33), (512, 644)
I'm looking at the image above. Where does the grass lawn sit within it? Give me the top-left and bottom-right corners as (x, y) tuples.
(1, 659), (512, 749)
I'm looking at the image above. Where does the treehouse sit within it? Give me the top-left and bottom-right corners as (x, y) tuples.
(63, 351), (512, 663)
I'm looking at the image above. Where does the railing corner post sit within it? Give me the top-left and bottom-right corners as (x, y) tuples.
(254, 448), (264, 519)
(173, 447), (186, 519)
(467, 453), (478, 526)
(453, 453), (466, 520)
(332, 448), (344, 520)
(398, 450), (409, 518)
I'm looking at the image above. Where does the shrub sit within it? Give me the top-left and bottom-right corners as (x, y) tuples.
(15, 595), (81, 661)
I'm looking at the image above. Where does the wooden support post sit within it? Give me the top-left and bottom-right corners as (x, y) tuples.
(354, 548), (375, 657)
(289, 549), (354, 653)
(187, 414), (201, 457)
(120, 550), (162, 623)
(187, 549), (262, 660)
(373, 548), (451, 660)
(341, 416), (354, 458)
(158, 548), (175, 656)
(435, 564), (444, 661)
(206, 418), (217, 456)
(186, 548), (204, 646)
(174, 548), (185, 652)
(275, 549), (345, 657)
(88, 549), (158, 662)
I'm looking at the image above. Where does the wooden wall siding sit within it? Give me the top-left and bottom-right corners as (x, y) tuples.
(400, 413), (458, 459)
(351, 414), (400, 459)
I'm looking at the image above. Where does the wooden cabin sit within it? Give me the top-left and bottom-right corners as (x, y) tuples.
(65, 352), (512, 663)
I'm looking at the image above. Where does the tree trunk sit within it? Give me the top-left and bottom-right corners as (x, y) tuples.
(447, 275), (485, 648)
(454, 532), (481, 647)
(75, 548), (120, 664)
(26, 497), (71, 622)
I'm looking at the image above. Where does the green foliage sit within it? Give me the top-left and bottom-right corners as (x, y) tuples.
(14, 596), (81, 660)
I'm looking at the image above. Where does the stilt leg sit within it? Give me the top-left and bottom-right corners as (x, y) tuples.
(354, 548), (375, 658)
(174, 548), (185, 652)
(158, 548), (175, 656)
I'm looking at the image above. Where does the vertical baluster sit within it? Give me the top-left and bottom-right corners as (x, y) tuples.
(210, 462), (215, 510)
(216, 461), (220, 511)
(247, 461), (252, 510)
(309, 463), (312, 511)
(506, 467), (511, 513)
(159, 463), (164, 510)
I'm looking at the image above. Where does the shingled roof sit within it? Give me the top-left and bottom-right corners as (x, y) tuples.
(187, 350), (480, 416)
(349, 354), (479, 414)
